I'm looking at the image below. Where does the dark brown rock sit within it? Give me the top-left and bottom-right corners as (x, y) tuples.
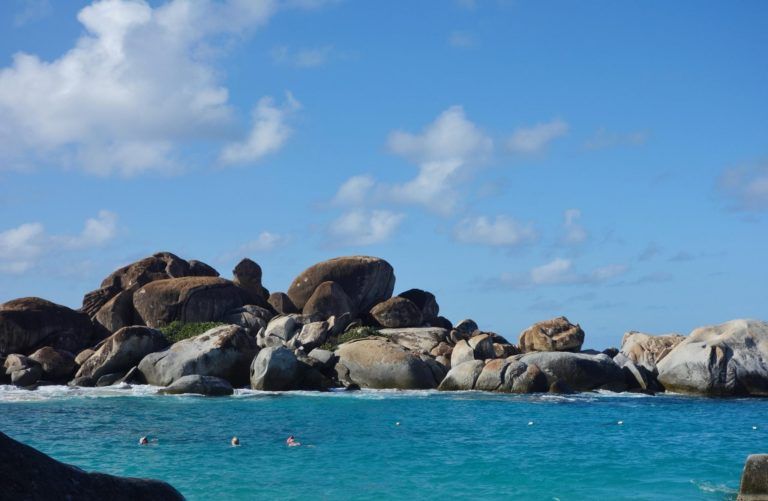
(28, 347), (76, 381)
(94, 290), (136, 333)
(0, 297), (98, 356)
(287, 256), (395, 313)
(303, 281), (354, 319)
(132, 277), (247, 328)
(739, 454), (768, 500)
(233, 258), (269, 303)
(397, 289), (439, 323)
(370, 297), (423, 328)
(0, 431), (184, 500)
(187, 260), (219, 277)
(268, 292), (298, 315)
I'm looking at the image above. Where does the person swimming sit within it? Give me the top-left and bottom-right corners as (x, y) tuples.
(231, 436), (240, 446)
(286, 435), (301, 447)
(139, 436), (148, 446)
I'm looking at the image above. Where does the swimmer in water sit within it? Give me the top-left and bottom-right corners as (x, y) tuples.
(286, 435), (301, 447)
(231, 436), (240, 446)
(139, 436), (148, 446)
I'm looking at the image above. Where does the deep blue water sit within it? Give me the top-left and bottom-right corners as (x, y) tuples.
(1, 385), (765, 500)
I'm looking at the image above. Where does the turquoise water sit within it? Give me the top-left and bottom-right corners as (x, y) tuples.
(1, 385), (765, 500)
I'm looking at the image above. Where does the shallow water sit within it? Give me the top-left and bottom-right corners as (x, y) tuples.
(1, 385), (764, 500)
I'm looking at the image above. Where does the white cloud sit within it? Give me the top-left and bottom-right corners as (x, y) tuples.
(719, 163), (768, 212)
(0, 211), (118, 274)
(333, 175), (376, 206)
(562, 208), (587, 244)
(271, 45), (334, 68)
(584, 128), (648, 150)
(329, 210), (405, 246)
(506, 118), (569, 154)
(454, 215), (536, 246)
(237, 231), (290, 253)
(448, 31), (475, 48)
(0, 0), (303, 176)
(499, 258), (628, 288)
(219, 93), (301, 165)
(386, 105), (493, 214)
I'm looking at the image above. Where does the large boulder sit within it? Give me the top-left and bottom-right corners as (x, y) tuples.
(378, 327), (447, 354)
(657, 319), (768, 396)
(232, 258), (269, 303)
(0, 431), (183, 500)
(291, 321), (330, 351)
(370, 297), (423, 328)
(518, 351), (625, 392)
(438, 358), (548, 393)
(519, 316), (584, 353)
(28, 347), (76, 381)
(302, 281), (353, 319)
(615, 331), (686, 373)
(133, 277), (247, 328)
(81, 252), (218, 318)
(249, 346), (301, 391)
(93, 290), (136, 333)
(335, 338), (438, 389)
(159, 375), (233, 396)
(75, 326), (169, 381)
(0, 297), (98, 356)
(138, 325), (257, 386)
(221, 305), (273, 333)
(397, 289), (439, 323)
(438, 360), (484, 391)
(287, 256), (395, 314)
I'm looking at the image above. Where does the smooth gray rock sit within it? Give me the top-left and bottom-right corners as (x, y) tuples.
(437, 360), (484, 391)
(0, 431), (184, 500)
(518, 351), (625, 392)
(657, 319), (768, 396)
(263, 315), (303, 347)
(378, 327), (447, 354)
(75, 349), (95, 366)
(250, 346), (300, 391)
(138, 325), (257, 386)
(76, 326), (168, 381)
(307, 348), (335, 366)
(292, 321), (329, 351)
(95, 372), (125, 387)
(160, 375), (233, 396)
(335, 338), (438, 389)
(450, 340), (475, 367)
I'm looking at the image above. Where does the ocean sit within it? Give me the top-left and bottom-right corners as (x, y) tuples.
(1, 385), (763, 500)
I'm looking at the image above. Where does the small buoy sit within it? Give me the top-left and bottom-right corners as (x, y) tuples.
(395, 422), (401, 426)
(753, 426), (758, 430)
(527, 421), (534, 426)
(617, 421), (624, 425)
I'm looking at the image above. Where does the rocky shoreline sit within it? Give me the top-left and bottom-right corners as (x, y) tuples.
(1, 252), (767, 398)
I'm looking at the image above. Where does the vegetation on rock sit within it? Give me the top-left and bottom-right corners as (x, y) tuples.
(159, 321), (224, 344)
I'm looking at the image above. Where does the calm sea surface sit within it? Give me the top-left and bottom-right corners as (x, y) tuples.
(1, 385), (765, 500)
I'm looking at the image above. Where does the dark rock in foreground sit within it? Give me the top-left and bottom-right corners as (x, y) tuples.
(0, 431), (184, 500)
(739, 454), (768, 501)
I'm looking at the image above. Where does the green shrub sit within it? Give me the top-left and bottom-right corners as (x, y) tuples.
(320, 326), (380, 351)
(159, 321), (225, 344)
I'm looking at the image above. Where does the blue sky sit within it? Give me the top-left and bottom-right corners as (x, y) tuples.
(1, 0), (766, 348)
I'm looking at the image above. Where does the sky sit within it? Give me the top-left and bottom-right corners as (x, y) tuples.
(0, 0), (766, 349)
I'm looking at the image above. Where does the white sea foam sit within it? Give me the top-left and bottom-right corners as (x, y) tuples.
(691, 480), (737, 495)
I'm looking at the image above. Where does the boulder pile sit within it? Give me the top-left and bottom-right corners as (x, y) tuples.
(1, 252), (766, 398)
